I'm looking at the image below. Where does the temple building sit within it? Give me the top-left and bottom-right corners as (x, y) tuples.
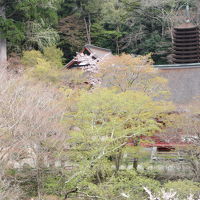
(65, 44), (112, 69)
(156, 5), (200, 104)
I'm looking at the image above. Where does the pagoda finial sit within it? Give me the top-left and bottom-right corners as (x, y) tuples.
(185, 3), (190, 23)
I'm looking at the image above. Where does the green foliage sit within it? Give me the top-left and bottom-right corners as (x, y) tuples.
(58, 0), (200, 64)
(57, 14), (87, 62)
(21, 47), (63, 82)
(71, 88), (163, 140)
(64, 87), (170, 199)
(132, 31), (171, 64)
(5, 168), (17, 177)
(21, 47), (92, 86)
(12, 168), (38, 197)
(16, 0), (62, 25)
(0, 17), (25, 43)
(22, 46), (63, 69)
(1, 0), (62, 54)
(164, 180), (200, 199)
(67, 170), (161, 200)
(25, 21), (60, 50)
(91, 23), (124, 52)
(43, 46), (63, 68)
(30, 59), (61, 82)
(43, 175), (65, 196)
(3, 1), (200, 199)
(22, 50), (44, 68)
(31, 58), (54, 80)
(99, 54), (171, 100)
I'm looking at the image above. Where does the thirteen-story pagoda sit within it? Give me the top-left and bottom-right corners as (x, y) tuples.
(172, 4), (200, 64)
(173, 23), (200, 64)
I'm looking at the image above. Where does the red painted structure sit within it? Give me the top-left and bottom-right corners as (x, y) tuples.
(127, 135), (188, 151)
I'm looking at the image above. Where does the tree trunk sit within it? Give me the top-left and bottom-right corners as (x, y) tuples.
(196, 1), (200, 25)
(0, 38), (7, 64)
(84, 14), (91, 45)
(0, 5), (7, 65)
(133, 140), (139, 170)
(133, 158), (138, 170)
(115, 151), (122, 171)
(116, 25), (120, 54)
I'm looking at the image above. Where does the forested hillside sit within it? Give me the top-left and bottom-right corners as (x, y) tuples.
(1, 0), (200, 64)
(0, 0), (200, 200)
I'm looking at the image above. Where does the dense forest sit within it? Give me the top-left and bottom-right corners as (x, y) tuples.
(0, 0), (200, 200)
(1, 0), (200, 64)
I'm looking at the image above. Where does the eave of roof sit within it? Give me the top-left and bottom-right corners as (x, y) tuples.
(84, 44), (112, 53)
(141, 143), (187, 147)
(154, 63), (200, 70)
(174, 22), (198, 30)
(65, 59), (76, 68)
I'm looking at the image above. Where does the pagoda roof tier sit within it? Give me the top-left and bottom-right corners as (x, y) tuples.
(174, 46), (199, 50)
(172, 58), (200, 63)
(173, 54), (200, 58)
(174, 42), (199, 46)
(174, 23), (198, 30)
(174, 38), (199, 42)
(174, 30), (199, 35)
(174, 50), (200, 54)
(173, 33), (199, 38)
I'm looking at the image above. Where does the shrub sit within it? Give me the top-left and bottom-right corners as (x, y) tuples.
(21, 48), (64, 82)
(43, 46), (64, 69)
(74, 170), (161, 200)
(21, 50), (43, 68)
(164, 180), (200, 199)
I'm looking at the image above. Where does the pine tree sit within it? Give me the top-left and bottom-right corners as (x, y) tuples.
(0, 0), (63, 64)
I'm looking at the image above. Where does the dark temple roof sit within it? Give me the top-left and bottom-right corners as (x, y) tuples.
(174, 23), (198, 30)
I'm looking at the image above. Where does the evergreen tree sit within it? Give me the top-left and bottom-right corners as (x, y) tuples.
(0, 0), (63, 64)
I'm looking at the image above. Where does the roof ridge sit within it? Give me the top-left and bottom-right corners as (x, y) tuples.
(154, 63), (200, 70)
(84, 44), (112, 52)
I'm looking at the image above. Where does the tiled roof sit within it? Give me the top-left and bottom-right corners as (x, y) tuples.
(174, 23), (198, 29)
(65, 44), (112, 68)
(84, 44), (112, 59)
